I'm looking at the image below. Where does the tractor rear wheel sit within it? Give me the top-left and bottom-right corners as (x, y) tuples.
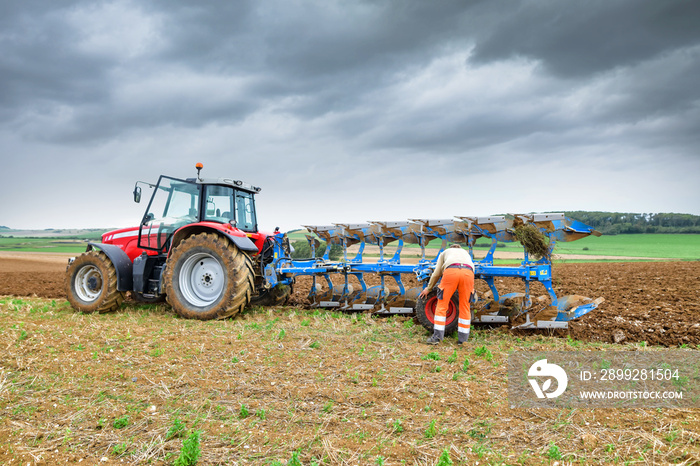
(163, 233), (254, 320)
(65, 250), (125, 313)
(415, 289), (460, 336)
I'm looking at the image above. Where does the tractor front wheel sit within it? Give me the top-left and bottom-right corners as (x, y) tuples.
(163, 233), (254, 320)
(415, 289), (460, 335)
(65, 250), (125, 313)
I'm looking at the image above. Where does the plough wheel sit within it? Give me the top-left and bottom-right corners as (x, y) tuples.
(163, 233), (254, 320)
(415, 290), (460, 336)
(65, 250), (125, 313)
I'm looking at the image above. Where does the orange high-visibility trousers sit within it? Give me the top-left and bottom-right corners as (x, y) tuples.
(434, 267), (475, 335)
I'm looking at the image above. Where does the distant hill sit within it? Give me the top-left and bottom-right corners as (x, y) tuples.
(0, 226), (9, 230)
(0, 228), (109, 238)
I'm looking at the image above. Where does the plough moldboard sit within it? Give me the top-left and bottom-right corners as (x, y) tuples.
(265, 213), (604, 330)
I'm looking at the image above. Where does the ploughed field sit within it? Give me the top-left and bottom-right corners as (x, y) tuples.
(1, 252), (699, 347)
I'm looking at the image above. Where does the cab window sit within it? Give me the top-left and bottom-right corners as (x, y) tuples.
(235, 191), (257, 231)
(204, 185), (235, 223)
(138, 177), (200, 251)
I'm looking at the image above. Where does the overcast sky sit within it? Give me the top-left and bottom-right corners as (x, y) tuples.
(1, 0), (699, 232)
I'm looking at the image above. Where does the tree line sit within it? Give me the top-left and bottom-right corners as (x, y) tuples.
(566, 211), (700, 234)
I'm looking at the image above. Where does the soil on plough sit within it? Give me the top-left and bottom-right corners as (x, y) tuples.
(2, 252), (698, 347)
(513, 222), (551, 260)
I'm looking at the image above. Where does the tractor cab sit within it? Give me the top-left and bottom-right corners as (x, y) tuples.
(134, 173), (261, 253)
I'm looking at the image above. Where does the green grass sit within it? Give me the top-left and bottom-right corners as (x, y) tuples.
(432, 234), (700, 260)
(112, 415), (130, 429)
(287, 231), (700, 261)
(553, 234), (700, 259)
(4, 229), (699, 261)
(286, 230), (312, 241)
(166, 417), (187, 440)
(174, 430), (201, 466)
(0, 236), (101, 253)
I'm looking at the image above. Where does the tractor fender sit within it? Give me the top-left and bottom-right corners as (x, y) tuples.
(170, 225), (259, 254)
(87, 242), (134, 292)
(221, 232), (259, 253)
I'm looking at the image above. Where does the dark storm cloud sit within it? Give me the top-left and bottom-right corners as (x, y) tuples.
(154, 1), (473, 75)
(1, 1), (484, 143)
(142, 0), (486, 129)
(0, 0), (698, 160)
(470, 0), (700, 77)
(0, 1), (109, 108)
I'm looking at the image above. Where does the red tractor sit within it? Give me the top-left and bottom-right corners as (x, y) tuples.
(65, 163), (290, 319)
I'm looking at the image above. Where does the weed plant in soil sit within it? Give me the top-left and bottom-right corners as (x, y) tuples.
(1, 298), (699, 465)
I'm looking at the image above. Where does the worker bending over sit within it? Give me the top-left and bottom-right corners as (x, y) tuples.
(419, 244), (475, 345)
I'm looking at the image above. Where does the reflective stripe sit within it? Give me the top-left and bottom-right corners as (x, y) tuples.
(433, 315), (447, 323)
(458, 328), (470, 334)
(458, 318), (471, 325)
(111, 230), (140, 240)
(434, 324), (445, 331)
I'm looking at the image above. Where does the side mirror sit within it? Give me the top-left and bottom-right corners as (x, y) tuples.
(133, 186), (142, 203)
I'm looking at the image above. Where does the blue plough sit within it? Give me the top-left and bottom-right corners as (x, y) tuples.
(263, 213), (604, 330)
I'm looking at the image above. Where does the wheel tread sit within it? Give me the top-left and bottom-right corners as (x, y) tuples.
(65, 250), (124, 314)
(163, 232), (254, 320)
(415, 290), (459, 336)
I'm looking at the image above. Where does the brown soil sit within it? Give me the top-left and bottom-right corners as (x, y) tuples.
(1, 252), (699, 347)
(558, 261), (700, 347)
(0, 252), (70, 299)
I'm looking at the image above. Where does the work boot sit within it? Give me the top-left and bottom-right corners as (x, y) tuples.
(426, 329), (444, 345)
(457, 331), (470, 345)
